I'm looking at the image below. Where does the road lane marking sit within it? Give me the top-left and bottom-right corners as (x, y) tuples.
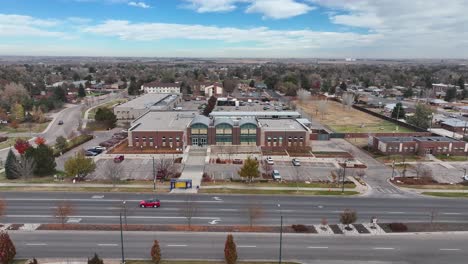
(307, 246), (329, 249)
(98, 244), (118, 247)
(238, 245), (257, 248)
(26, 243), (47, 246)
(373, 247), (394, 250)
(5, 215), (221, 220)
(387, 212), (405, 214)
(442, 213), (461, 215)
(219, 209), (238, 212)
(440, 248), (460, 251)
(167, 244), (187, 247)
(92, 195), (104, 199)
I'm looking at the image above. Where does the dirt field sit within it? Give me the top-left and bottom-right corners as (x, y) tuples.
(299, 100), (415, 133)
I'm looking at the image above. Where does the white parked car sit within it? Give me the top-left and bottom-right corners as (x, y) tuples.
(266, 157), (274, 165)
(272, 170), (282, 181)
(462, 175), (468, 181)
(292, 158), (301, 166)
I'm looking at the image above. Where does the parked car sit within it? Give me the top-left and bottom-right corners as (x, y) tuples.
(233, 159), (243, 164)
(292, 158), (301, 166)
(58, 120), (64, 125)
(272, 170), (282, 181)
(87, 147), (103, 154)
(463, 175), (468, 181)
(114, 155), (125, 163)
(266, 157), (274, 165)
(85, 150), (99, 156)
(139, 199), (160, 208)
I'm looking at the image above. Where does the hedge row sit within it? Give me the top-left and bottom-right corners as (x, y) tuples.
(53, 134), (94, 157)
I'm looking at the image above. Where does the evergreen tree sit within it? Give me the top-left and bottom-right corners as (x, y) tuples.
(444, 87), (457, 102)
(391, 102), (406, 119)
(403, 88), (414, 98)
(26, 144), (56, 176)
(95, 108), (117, 128)
(0, 231), (16, 264)
(203, 96), (217, 117)
(407, 104), (433, 129)
(5, 149), (18, 180)
(88, 253), (103, 264)
(78, 84), (86, 97)
(339, 82), (348, 91)
(55, 136), (68, 152)
(249, 79), (255, 88)
(150, 240), (161, 264)
(53, 87), (67, 102)
(224, 234), (237, 264)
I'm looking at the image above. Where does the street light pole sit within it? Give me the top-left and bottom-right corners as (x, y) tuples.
(119, 211), (125, 264)
(342, 163), (346, 193)
(278, 204), (282, 264)
(152, 156), (156, 192)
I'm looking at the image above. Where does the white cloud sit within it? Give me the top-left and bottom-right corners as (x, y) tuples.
(182, 0), (314, 18)
(128, 1), (151, 8)
(67, 17), (93, 24)
(0, 14), (64, 37)
(246, 0), (315, 19)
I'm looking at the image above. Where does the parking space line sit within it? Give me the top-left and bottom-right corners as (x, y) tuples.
(307, 246), (329, 249)
(167, 244), (187, 247)
(373, 247), (394, 250)
(440, 248), (460, 251)
(238, 245), (257, 248)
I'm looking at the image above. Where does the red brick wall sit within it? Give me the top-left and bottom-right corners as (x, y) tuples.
(132, 131), (183, 149)
(346, 132), (431, 139)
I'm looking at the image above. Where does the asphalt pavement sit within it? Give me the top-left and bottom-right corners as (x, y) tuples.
(10, 231), (468, 263)
(1, 191), (468, 226)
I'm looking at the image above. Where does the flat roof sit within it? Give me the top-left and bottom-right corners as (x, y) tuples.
(257, 118), (307, 132)
(376, 136), (460, 143)
(116, 94), (172, 110)
(210, 111), (301, 118)
(130, 111), (197, 131)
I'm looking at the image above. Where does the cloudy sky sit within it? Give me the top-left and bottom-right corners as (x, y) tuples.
(1, 0), (468, 58)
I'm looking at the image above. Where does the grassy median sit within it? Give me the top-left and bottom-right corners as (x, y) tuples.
(422, 192), (468, 198)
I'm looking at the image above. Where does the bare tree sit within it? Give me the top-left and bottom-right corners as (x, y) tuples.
(54, 201), (74, 228)
(317, 100), (328, 120)
(293, 165), (302, 192)
(13, 156), (36, 180)
(246, 201), (263, 228)
(102, 161), (123, 186)
(155, 157), (175, 181)
(180, 194), (198, 230)
(297, 88), (310, 103)
(261, 161), (273, 178)
(342, 92), (355, 108)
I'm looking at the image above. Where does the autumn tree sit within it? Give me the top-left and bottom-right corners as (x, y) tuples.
(150, 240), (162, 264)
(1, 82), (30, 106)
(224, 234), (237, 264)
(11, 103), (25, 122)
(14, 139), (31, 155)
(0, 231), (16, 264)
(54, 201), (74, 227)
(64, 152), (96, 180)
(238, 157), (260, 182)
(340, 209), (357, 230)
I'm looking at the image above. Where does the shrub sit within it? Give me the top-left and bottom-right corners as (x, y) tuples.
(54, 134), (93, 157)
(389, 223), (408, 232)
(174, 157), (183, 163)
(0, 231), (16, 264)
(291, 224), (309, 233)
(340, 209), (357, 229)
(0, 136), (7, 143)
(150, 240), (161, 264)
(224, 234), (237, 264)
(88, 253), (103, 264)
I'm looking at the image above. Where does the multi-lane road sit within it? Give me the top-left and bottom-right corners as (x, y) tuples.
(10, 231), (468, 263)
(2, 192), (468, 226)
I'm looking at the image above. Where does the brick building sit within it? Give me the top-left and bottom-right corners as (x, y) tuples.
(128, 111), (311, 150)
(373, 136), (467, 155)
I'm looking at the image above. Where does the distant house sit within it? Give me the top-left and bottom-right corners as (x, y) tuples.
(440, 118), (468, 133)
(204, 83), (223, 97)
(373, 136), (467, 156)
(141, 81), (180, 94)
(429, 99), (448, 106)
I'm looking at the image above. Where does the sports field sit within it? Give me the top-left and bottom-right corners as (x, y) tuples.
(298, 100), (415, 133)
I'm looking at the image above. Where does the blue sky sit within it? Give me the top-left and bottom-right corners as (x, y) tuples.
(1, 0), (468, 58)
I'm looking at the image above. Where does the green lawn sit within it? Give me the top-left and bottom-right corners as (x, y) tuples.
(0, 122), (49, 134)
(0, 137), (29, 150)
(200, 188), (359, 195)
(329, 120), (415, 133)
(204, 181), (356, 188)
(88, 99), (127, 120)
(435, 155), (468, 161)
(422, 192), (468, 198)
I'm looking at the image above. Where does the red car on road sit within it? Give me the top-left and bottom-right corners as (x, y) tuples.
(114, 155), (124, 163)
(139, 199), (161, 208)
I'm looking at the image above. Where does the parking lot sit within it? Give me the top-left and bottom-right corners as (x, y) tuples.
(204, 160), (338, 182)
(419, 162), (467, 184)
(88, 158), (183, 181)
